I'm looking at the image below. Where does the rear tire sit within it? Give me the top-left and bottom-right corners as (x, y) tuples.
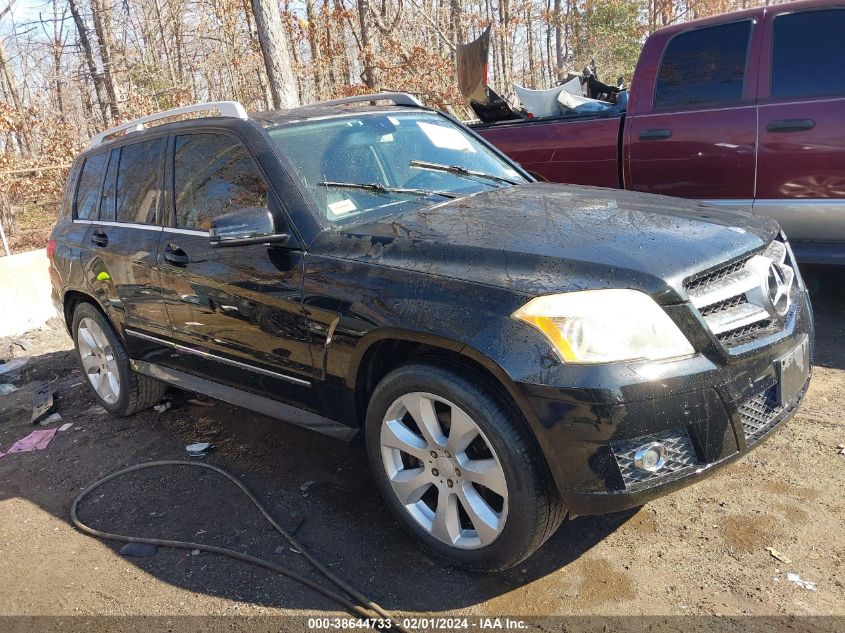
(365, 361), (564, 572)
(71, 302), (166, 416)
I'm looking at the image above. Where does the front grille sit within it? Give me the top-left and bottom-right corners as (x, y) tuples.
(718, 320), (775, 346)
(611, 428), (699, 489)
(738, 386), (785, 445)
(685, 239), (795, 351)
(686, 257), (750, 293)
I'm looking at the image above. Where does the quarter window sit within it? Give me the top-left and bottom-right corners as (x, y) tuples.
(655, 21), (752, 110)
(115, 138), (165, 224)
(173, 133), (268, 231)
(772, 9), (845, 100)
(74, 153), (107, 220)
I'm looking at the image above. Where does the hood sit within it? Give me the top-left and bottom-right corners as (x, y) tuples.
(310, 183), (778, 302)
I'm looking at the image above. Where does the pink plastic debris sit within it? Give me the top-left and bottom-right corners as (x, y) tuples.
(7, 428), (57, 453)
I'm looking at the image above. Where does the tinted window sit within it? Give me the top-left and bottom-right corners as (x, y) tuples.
(99, 149), (119, 222)
(655, 21), (751, 109)
(173, 134), (267, 231)
(115, 138), (165, 224)
(74, 153), (107, 220)
(772, 9), (845, 99)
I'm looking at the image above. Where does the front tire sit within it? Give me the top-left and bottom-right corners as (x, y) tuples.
(71, 302), (166, 416)
(365, 362), (564, 572)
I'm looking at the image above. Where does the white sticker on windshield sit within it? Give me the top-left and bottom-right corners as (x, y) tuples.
(417, 121), (476, 152)
(328, 199), (356, 216)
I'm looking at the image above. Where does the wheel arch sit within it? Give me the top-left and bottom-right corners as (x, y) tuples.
(349, 330), (543, 452)
(62, 289), (111, 334)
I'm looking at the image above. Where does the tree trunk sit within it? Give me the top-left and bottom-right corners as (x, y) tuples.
(305, 0), (323, 99)
(251, 0), (300, 109)
(356, 0), (376, 88)
(90, 0), (121, 119)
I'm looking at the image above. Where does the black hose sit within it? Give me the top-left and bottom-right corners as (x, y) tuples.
(71, 460), (408, 632)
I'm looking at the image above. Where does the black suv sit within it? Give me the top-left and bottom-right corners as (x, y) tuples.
(49, 93), (813, 572)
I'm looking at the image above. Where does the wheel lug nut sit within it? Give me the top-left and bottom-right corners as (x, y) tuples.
(431, 468), (439, 476)
(444, 450), (451, 458)
(447, 479), (454, 488)
(430, 450), (437, 458)
(454, 468), (461, 477)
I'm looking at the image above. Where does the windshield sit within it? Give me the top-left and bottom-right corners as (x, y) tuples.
(267, 111), (528, 224)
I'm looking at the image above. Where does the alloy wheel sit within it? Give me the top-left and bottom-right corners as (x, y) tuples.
(77, 317), (121, 405)
(379, 392), (508, 549)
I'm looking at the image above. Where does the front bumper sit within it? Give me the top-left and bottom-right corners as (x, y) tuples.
(514, 289), (814, 516)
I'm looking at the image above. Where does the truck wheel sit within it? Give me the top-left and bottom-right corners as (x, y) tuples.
(71, 302), (166, 416)
(365, 362), (564, 572)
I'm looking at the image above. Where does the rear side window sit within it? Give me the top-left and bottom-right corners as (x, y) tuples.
(173, 133), (268, 231)
(115, 138), (165, 224)
(99, 149), (119, 222)
(655, 20), (752, 110)
(772, 9), (845, 99)
(74, 153), (107, 220)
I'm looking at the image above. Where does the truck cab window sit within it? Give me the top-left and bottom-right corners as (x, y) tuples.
(772, 9), (845, 100)
(74, 152), (107, 220)
(173, 133), (268, 232)
(654, 20), (751, 110)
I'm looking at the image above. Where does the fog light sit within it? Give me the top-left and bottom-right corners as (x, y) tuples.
(633, 442), (667, 473)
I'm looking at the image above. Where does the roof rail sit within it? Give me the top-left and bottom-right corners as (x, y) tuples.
(313, 92), (423, 108)
(89, 101), (248, 148)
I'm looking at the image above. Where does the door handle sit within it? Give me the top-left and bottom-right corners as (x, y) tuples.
(766, 118), (815, 133)
(91, 229), (108, 247)
(638, 128), (672, 140)
(164, 244), (190, 267)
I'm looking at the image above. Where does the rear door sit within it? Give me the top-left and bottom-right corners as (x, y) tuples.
(156, 131), (318, 409)
(625, 19), (760, 202)
(82, 136), (170, 346)
(755, 5), (845, 244)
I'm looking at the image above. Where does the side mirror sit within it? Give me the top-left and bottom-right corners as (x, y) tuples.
(209, 207), (290, 248)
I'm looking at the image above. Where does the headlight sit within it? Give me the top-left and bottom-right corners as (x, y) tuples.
(513, 289), (695, 364)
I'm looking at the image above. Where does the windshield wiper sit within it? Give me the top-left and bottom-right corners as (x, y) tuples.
(408, 160), (521, 186)
(317, 181), (457, 199)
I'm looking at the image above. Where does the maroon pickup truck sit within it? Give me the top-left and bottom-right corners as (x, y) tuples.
(470, 0), (845, 265)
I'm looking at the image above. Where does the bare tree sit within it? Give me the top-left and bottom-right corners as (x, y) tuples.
(251, 0), (299, 109)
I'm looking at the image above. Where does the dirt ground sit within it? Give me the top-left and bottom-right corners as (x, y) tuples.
(0, 266), (842, 632)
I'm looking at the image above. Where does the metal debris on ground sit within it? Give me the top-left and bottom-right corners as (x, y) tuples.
(58, 422), (73, 432)
(6, 428), (57, 454)
(186, 442), (213, 457)
(766, 547), (792, 564)
(0, 384), (16, 395)
(120, 542), (158, 557)
(0, 357), (29, 375)
(30, 385), (55, 423)
(187, 397), (214, 407)
(786, 572), (817, 591)
(300, 480), (316, 493)
(39, 412), (63, 426)
(153, 401), (172, 414)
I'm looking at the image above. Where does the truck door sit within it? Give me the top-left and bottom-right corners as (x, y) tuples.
(755, 6), (845, 252)
(625, 19), (760, 202)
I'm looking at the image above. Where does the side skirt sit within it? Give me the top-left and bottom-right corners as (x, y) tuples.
(130, 359), (359, 442)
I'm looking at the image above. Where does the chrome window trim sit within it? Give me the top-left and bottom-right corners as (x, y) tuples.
(124, 328), (311, 387)
(73, 219), (163, 232)
(162, 227), (209, 237)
